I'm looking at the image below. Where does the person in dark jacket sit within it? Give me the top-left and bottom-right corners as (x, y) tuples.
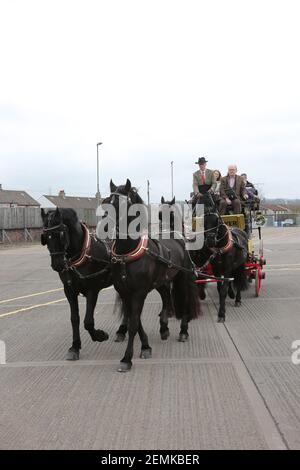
(241, 173), (260, 209)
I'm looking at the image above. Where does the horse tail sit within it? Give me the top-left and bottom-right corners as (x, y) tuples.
(233, 264), (249, 292)
(113, 292), (127, 320)
(186, 270), (202, 319)
(171, 270), (202, 320)
(171, 271), (186, 319)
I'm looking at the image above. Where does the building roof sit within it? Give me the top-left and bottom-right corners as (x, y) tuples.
(0, 189), (40, 206)
(35, 195), (56, 209)
(260, 203), (289, 212)
(44, 192), (98, 210)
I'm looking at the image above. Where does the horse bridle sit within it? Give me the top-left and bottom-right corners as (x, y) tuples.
(109, 191), (140, 237)
(41, 222), (70, 256)
(110, 191), (133, 205)
(204, 209), (228, 246)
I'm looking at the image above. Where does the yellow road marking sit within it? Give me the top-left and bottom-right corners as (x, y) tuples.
(0, 288), (64, 305)
(0, 285), (114, 319)
(0, 299), (66, 318)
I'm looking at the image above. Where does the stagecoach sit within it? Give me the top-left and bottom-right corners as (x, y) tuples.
(193, 201), (267, 297)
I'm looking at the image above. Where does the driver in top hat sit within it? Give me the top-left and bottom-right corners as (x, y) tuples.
(193, 157), (217, 197)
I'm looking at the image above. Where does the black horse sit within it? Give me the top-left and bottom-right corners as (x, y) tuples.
(113, 195), (193, 343)
(113, 195), (181, 343)
(108, 179), (201, 372)
(41, 207), (112, 360)
(159, 195), (206, 301)
(191, 194), (249, 322)
(159, 196), (186, 238)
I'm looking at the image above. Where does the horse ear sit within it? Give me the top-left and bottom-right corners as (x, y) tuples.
(125, 179), (131, 193)
(171, 196), (175, 205)
(161, 196), (165, 204)
(41, 208), (46, 221)
(110, 179), (117, 193)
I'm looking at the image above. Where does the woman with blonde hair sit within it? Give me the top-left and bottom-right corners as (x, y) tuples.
(212, 170), (222, 206)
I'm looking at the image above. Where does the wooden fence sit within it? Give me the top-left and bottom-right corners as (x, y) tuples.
(0, 207), (97, 230)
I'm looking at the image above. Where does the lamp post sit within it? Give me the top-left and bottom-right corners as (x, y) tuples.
(96, 142), (102, 207)
(171, 161), (174, 199)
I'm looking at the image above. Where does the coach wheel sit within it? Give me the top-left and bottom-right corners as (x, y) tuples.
(255, 267), (263, 297)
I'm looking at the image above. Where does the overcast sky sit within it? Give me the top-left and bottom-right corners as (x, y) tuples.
(1, 0), (300, 202)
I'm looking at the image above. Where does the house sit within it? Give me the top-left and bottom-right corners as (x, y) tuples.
(285, 203), (300, 214)
(0, 185), (41, 242)
(44, 190), (98, 210)
(43, 190), (99, 228)
(260, 203), (290, 216)
(0, 185), (40, 207)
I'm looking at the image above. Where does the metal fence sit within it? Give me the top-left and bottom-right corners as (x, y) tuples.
(0, 207), (97, 230)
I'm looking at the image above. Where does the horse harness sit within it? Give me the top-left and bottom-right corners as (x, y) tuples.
(110, 234), (231, 283)
(69, 228), (112, 281)
(42, 222), (111, 281)
(208, 224), (234, 255)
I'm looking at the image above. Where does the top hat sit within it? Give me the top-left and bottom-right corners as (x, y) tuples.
(195, 157), (208, 165)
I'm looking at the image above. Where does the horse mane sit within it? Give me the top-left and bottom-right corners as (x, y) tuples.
(45, 208), (79, 227)
(59, 208), (79, 224)
(111, 179), (144, 205)
(117, 185), (144, 205)
(130, 187), (144, 205)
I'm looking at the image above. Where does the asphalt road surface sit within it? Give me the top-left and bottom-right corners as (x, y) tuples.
(0, 227), (300, 450)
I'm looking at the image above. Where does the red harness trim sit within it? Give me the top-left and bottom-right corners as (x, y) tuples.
(69, 223), (91, 268)
(111, 235), (149, 263)
(210, 225), (233, 255)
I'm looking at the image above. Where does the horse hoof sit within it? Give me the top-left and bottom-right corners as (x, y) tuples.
(160, 330), (170, 341)
(117, 362), (132, 372)
(178, 333), (189, 342)
(200, 292), (206, 300)
(235, 301), (241, 307)
(217, 317), (225, 323)
(114, 333), (126, 343)
(140, 348), (152, 359)
(94, 330), (109, 342)
(66, 349), (80, 361)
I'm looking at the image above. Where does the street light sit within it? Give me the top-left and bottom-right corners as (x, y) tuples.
(96, 142), (102, 206)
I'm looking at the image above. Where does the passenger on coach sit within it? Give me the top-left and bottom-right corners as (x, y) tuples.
(241, 173), (260, 208)
(219, 165), (248, 215)
(212, 170), (222, 205)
